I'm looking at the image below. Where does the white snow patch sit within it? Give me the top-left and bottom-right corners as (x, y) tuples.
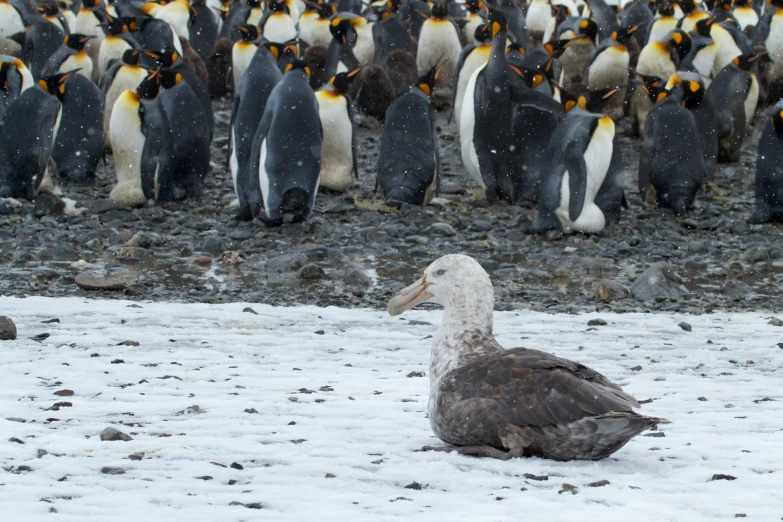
(0, 297), (781, 520)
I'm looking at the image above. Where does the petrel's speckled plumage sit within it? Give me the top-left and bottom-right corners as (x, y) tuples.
(389, 254), (667, 461)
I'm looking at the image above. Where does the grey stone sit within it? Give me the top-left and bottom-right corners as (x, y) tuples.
(427, 222), (456, 236)
(127, 232), (166, 248)
(721, 280), (753, 298)
(343, 266), (371, 287)
(0, 316), (17, 340)
(769, 318), (783, 327)
(32, 267), (61, 279)
(200, 237), (227, 256)
(75, 274), (128, 291)
(84, 200), (131, 214)
(594, 280), (631, 300)
(101, 466), (126, 475)
(34, 192), (65, 216)
(631, 263), (688, 301)
(470, 220), (493, 232)
(266, 253), (308, 273)
(587, 319), (607, 326)
(100, 427), (133, 441)
(298, 263), (325, 280)
(679, 322), (692, 332)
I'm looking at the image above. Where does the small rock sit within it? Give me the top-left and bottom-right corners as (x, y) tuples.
(404, 481), (423, 490)
(427, 223), (456, 236)
(244, 408), (258, 414)
(117, 340), (139, 346)
(75, 274), (128, 291)
(229, 501), (263, 509)
(678, 322), (692, 332)
(631, 263), (687, 301)
(709, 474), (737, 481)
(559, 483), (578, 495)
(230, 462), (243, 470)
(127, 232), (166, 248)
(325, 473), (336, 478)
(470, 220), (493, 232)
(200, 237), (227, 256)
(523, 473), (548, 481)
(630, 365), (642, 371)
(587, 318), (607, 326)
(195, 475), (213, 480)
(407, 371), (426, 378)
(101, 466), (126, 475)
(768, 318), (783, 327)
(735, 514), (746, 518)
(41, 318), (60, 324)
(243, 307), (257, 315)
(53, 390), (74, 397)
(299, 263), (325, 280)
(128, 453), (144, 461)
(34, 192), (65, 216)
(100, 427), (133, 441)
(587, 480), (610, 487)
(720, 280), (753, 298)
(314, 330), (325, 335)
(37, 449), (47, 458)
(176, 405), (202, 415)
(698, 397), (708, 401)
(31, 333), (50, 342)
(9, 437), (24, 444)
(0, 317), (18, 340)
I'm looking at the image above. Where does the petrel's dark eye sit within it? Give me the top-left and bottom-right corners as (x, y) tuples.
(436, 269), (446, 276)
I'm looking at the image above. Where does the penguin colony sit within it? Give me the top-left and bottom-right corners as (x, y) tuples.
(2, 0), (783, 228)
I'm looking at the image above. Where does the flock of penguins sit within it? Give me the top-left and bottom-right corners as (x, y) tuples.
(1, 0), (783, 230)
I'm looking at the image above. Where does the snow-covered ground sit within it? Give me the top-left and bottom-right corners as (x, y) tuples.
(0, 297), (781, 521)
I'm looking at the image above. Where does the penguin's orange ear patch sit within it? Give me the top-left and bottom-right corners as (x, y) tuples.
(565, 100), (576, 112)
(418, 83), (431, 96)
(688, 80), (700, 92)
(532, 74), (544, 88)
(38, 79), (47, 90)
(656, 91), (667, 102)
(285, 63), (293, 72)
(304, 66), (311, 77)
(779, 109), (783, 119)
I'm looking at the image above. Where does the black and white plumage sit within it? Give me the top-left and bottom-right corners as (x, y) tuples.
(388, 254), (667, 461)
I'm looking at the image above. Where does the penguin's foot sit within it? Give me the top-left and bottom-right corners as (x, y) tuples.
(109, 183), (147, 208)
(421, 445), (513, 460)
(353, 196), (399, 214)
(471, 188), (486, 201)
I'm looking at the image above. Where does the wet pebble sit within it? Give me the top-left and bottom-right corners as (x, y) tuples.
(0, 316), (17, 341)
(299, 264), (325, 280)
(100, 427), (133, 441)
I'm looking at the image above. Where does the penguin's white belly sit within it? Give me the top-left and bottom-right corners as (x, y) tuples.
(712, 26), (742, 75)
(60, 53), (94, 80)
(679, 13), (707, 33)
(155, 3), (191, 40)
(103, 67), (148, 149)
(555, 118), (614, 233)
(232, 43), (257, 88)
(247, 7), (264, 26)
(587, 47), (629, 88)
(206, 0), (223, 24)
(416, 20), (461, 90)
(462, 15), (483, 42)
(648, 18), (677, 43)
(459, 65), (484, 189)
(316, 94), (353, 192)
(98, 37), (131, 78)
(745, 73), (759, 131)
(454, 47), (489, 125)
(263, 14), (297, 44)
(258, 139), (271, 212)
(636, 44), (675, 78)
(298, 15), (316, 44)
(109, 92), (147, 206)
(353, 25), (375, 65)
(0, 5), (24, 37)
(310, 20), (333, 47)
(287, 0), (301, 22)
(542, 16), (558, 44)
(692, 43), (716, 79)
(733, 8), (759, 31)
(230, 126), (239, 196)
(766, 14), (783, 64)
(74, 11), (105, 40)
(527, 1), (552, 37)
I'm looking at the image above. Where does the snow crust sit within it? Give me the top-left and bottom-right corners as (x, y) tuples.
(0, 297), (781, 521)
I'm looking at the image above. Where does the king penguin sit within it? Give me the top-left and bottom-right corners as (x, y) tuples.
(0, 0), (26, 58)
(72, 0), (106, 81)
(260, 0), (298, 44)
(229, 41), (286, 219)
(451, 22), (492, 125)
(706, 52), (759, 162)
(647, 1), (679, 43)
(97, 12), (137, 81)
(749, 100), (783, 224)
(248, 59), (323, 225)
(376, 61), (443, 206)
(532, 92), (618, 234)
(583, 25), (636, 120)
(42, 34), (95, 80)
(461, 0), (488, 43)
(108, 70), (165, 206)
(51, 70), (105, 182)
(0, 71), (65, 199)
(315, 69), (360, 192)
(630, 31), (681, 135)
(100, 49), (147, 152)
(232, 24), (261, 90)
(638, 85), (706, 215)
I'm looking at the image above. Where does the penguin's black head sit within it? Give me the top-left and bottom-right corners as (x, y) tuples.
(37, 70), (77, 100)
(267, 0), (288, 13)
(316, 2), (336, 18)
(733, 53), (761, 71)
(505, 42), (525, 56)
(385, 0), (402, 13)
(263, 41), (296, 61)
(612, 25), (637, 46)
(284, 59), (311, 77)
(122, 49), (142, 65)
(330, 18), (353, 44)
(64, 34), (94, 52)
(733, 0), (749, 6)
(217, 0), (232, 21)
(667, 29), (691, 59)
(237, 24), (261, 42)
(545, 39), (569, 58)
(159, 68), (183, 90)
(657, 1), (675, 16)
(508, 64), (545, 90)
(431, 1), (448, 18)
(414, 58), (446, 96)
(0, 62), (14, 93)
(82, 0), (101, 9)
(717, 0), (732, 10)
(562, 86), (621, 113)
(679, 0), (697, 14)
(693, 17), (716, 37)
(102, 12), (133, 35)
(368, 3), (392, 21)
(35, 2), (60, 17)
(771, 105), (783, 138)
(635, 73), (668, 103)
(768, 0), (783, 8)
(577, 18), (598, 42)
(681, 77), (705, 107)
(137, 69), (162, 100)
(246, 0), (264, 7)
(330, 68), (361, 93)
(144, 48), (180, 67)
(471, 22), (490, 43)
(464, 0), (487, 15)
(488, 9), (507, 38)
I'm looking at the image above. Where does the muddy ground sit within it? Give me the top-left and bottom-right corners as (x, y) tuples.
(0, 96), (782, 314)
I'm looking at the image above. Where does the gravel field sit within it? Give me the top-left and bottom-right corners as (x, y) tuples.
(1, 97), (782, 313)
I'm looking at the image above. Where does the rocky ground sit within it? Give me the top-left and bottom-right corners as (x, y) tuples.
(1, 97), (781, 314)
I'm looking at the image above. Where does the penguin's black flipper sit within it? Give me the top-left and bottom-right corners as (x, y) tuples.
(429, 102), (441, 195)
(638, 129), (655, 201)
(563, 143), (588, 222)
(348, 96), (359, 179)
(509, 81), (564, 117)
(99, 62), (121, 97)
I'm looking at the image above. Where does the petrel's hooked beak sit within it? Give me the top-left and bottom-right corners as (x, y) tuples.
(388, 276), (433, 316)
